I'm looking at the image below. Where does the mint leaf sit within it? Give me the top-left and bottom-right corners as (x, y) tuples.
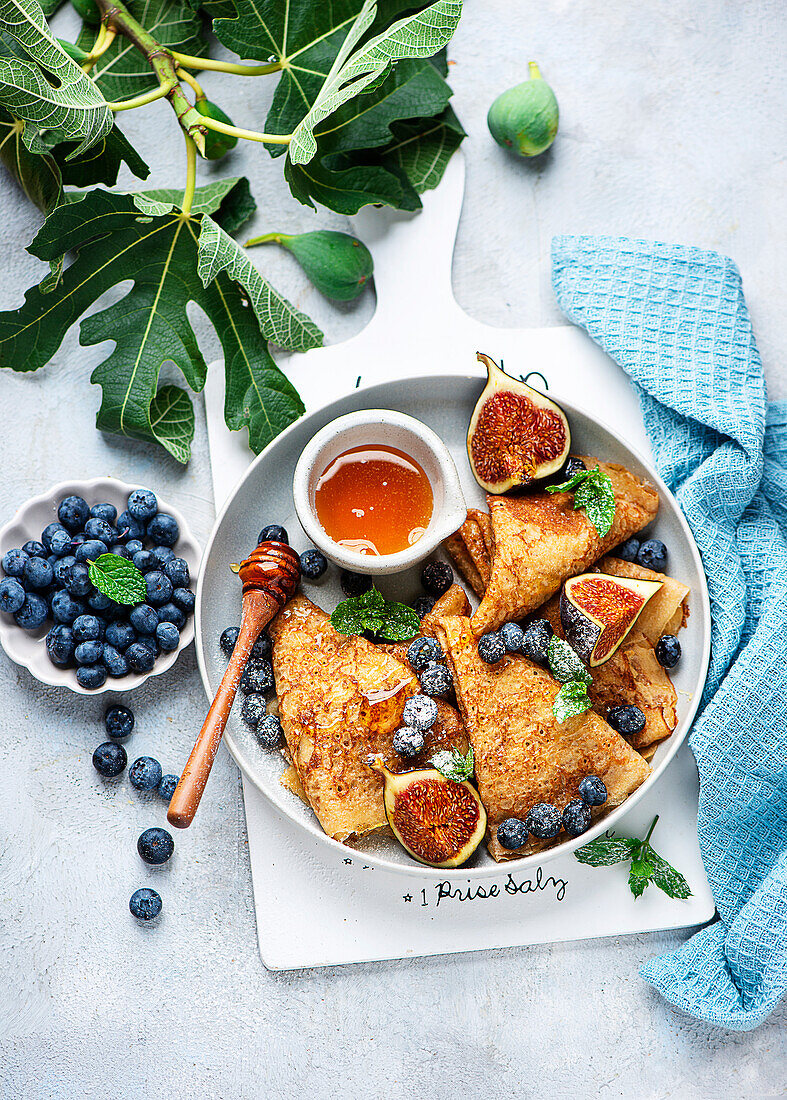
(547, 635), (592, 685)
(553, 680), (592, 722)
(646, 847), (693, 899)
(546, 468), (588, 495)
(574, 836), (639, 867)
(431, 747), (474, 783)
(574, 817), (692, 901)
(628, 854), (655, 899)
(546, 464), (616, 537)
(331, 586), (385, 636)
(378, 600), (420, 642)
(87, 553), (147, 605)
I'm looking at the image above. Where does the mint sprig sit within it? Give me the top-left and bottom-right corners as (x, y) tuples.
(430, 747), (474, 783)
(546, 464), (616, 536)
(330, 585), (420, 643)
(87, 553), (146, 605)
(553, 680), (592, 722)
(575, 816), (692, 900)
(547, 636), (592, 722)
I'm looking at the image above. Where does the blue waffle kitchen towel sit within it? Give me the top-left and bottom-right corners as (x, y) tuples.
(551, 235), (787, 1030)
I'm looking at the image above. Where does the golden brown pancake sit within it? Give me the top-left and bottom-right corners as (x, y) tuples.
(432, 614), (652, 861)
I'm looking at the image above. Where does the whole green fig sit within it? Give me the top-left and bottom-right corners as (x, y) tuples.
(244, 230), (373, 301)
(194, 98), (238, 160)
(69, 0), (100, 25)
(487, 61), (559, 157)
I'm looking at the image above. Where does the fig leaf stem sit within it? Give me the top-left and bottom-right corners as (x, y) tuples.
(528, 60), (541, 80)
(197, 114), (292, 146)
(170, 51), (282, 76)
(181, 134), (197, 217)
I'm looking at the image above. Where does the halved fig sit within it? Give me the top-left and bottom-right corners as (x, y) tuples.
(368, 756), (487, 868)
(467, 352), (570, 493)
(560, 573), (663, 667)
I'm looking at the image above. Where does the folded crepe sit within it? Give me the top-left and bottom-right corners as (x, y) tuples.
(432, 614), (652, 860)
(270, 595), (467, 841)
(448, 457), (659, 635)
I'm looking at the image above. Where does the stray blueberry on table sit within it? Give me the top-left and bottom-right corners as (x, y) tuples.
(496, 817), (529, 851)
(105, 704), (134, 739)
(340, 570), (371, 597)
(14, 593), (48, 630)
(655, 634), (682, 669)
(58, 495), (90, 533)
(73, 614), (103, 643)
(127, 488), (158, 521)
(0, 578), (25, 615)
(130, 604), (158, 636)
(102, 644), (129, 677)
(406, 635), (443, 672)
(607, 704), (646, 736)
(520, 619), (553, 664)
(299, 549), (328, 581)
(51, 590), (83, 624)
(241, 692), (267, 727)
(129, 756), (163, 791)
(477, 632), (505, 664)
(90, 502), (117, 525)
(419, 663), (453, 697)
(220, 626), (239, 657)
(144, 570), (173, 607)
(75, 640), (103, 665)
(146, 513), (179, 547)
(158, 774), (179, 802)
(172, 588), (195, 614)
(155, 622), (180, 652)
(240, 659), (275, 695)
(499, 621), (525, 654)
(526, 802), (562, 839)
(129, 887), (162, 921)
(126, 641), (156, 673)
(636, 538), (667, 572)
(403, 693), (438, 730)
(2, 548), (29, 577)
(132, 550), (156, 574)
(256, 713), (284, 750)
(137, 826), (174, 865)
(420, 560), (453, 598)
(578, 775), (607, 807)
(258, 524), (288, 545)
(116, 510), (145, 542)
(251, 632), (272, 661)
(562, 799), (592, 837)
(92, 741), (127, 777)
(84, 517), (115, 545)
(105, 621), (135, 651)
(22, 556), (53, 590)
(616, 537), (641, 563)
(163, 557), (190, 589)
(412, 595), (435, 619)
(392, 725), (425, 758)
(46, 624), (74, 666)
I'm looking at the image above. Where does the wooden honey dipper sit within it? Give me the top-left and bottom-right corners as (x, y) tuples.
(167, 540), (300, 829)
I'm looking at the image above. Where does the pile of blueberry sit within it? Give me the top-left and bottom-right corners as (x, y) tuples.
(497, 775), (609, 850)
(91, 704), (180, 922)
(389, 635), (457, 758)
(0, 488), (195, 689)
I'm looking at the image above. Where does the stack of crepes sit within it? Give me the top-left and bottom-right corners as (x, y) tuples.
(267, 453), (690, 862)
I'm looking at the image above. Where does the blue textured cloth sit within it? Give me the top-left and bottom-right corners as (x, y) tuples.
(551, 235), (787, 1031)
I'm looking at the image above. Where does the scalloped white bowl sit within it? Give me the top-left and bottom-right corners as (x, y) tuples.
(0, 477), (201, 695)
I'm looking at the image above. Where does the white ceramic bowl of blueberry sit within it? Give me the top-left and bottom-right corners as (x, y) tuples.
(0, 478), (201, 695)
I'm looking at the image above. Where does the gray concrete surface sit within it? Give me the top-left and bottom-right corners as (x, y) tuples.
(1, 2), (785, 1097)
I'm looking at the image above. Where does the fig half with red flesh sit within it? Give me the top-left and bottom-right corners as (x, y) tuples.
(369, 756), (487, 868)
(468, 352), (570, 493)
(560, 573), (663, 667)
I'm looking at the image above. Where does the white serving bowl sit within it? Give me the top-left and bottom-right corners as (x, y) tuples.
(0, 477), (201, 695)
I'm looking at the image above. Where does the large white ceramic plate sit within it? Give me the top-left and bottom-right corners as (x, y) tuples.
(196, 374), (710, 878)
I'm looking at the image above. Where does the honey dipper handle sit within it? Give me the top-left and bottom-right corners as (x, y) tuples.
(167, 589), (280, 829)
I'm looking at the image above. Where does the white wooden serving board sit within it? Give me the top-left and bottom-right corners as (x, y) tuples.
(203, 152), (714, 970)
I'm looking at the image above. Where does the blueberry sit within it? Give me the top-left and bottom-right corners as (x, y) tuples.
(137, 826), (174, 865)
(392, 725), (426, 758)
(75, 539), (108, 564)
(137, 634), (160, 657)
(126, 641), (156, 673)
(412, 595), (435, 619)
(406, 636), (443, 672)
(607, 705), (646, 736)
(340, 570), (371, 597)
(14, 593), (48, 630)
(499, 621), (525, 654)
(51, 590), (83, 624)
(58, 495), (90, 533)
(578, 775), (607, 807)
(157, 603), (185, 630)
(73, 614), (103, 642)
(130, 604), (158, 635)
(258, 524), (288, 545)
(299, 549), (328, 581)
(562, 799), (592, 838)
(158, 774), (179, 802)
(47, 554), (58, 568)
(49, 528), (73, 557)
(2, 548), (29, 577)
(146, 514), (179, 547)
(102, 644), (129, 677)
(496, 817), (529, 850)
(219, 626), (239, 657)
(127, 489), (158, 521)
(75, 640), (102, 665)
(0, 577), (25, 614)
(22, 539), (47, 559)
(42, 522), (67, 551)
(46, 624), (74, 666)
(256, 713), (284, 750)
(240, 659), (275, 695)
(144, 570), (173, 607)
(155, 622), (179, 652)
(420, 560), (454, 598)
(116, 510), (145, 541)
(92, 741), (127, 776)
(150, 546), (175, 569)
(109, 544), (131, 560)
(132, 551), (155, 575)
(520, 619), (553, 664)
(53, 555), (76, 586)
(655, 634), (682, 669)
(65, 562), (92, 597)
(251, 632), (272, 661)
(172, 588), (195, 614)
(637, 538), (668, 572)
(241, 692), (267, 727)
(616, 537), (641, 564)
(84, 517), (115, 544)
(419, 663), (453, 697)
(69, 534), (86, 549)
(129, 756), (162, 791)
(77, 664), (107, 688)
(124, 539), (144, 557)
(402, 694), (438, 730)
(160, 557), (188, 590)
(477, 632), (505, 664)
(525, 802), (561, 839)
(105, 704), (134, 739)
(86, 591), (113, 614)
(558, 456), (586, 481)
(129, 887), (162, 921)
(90, 502), (117, 525)
(22, 556), (53, 591)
